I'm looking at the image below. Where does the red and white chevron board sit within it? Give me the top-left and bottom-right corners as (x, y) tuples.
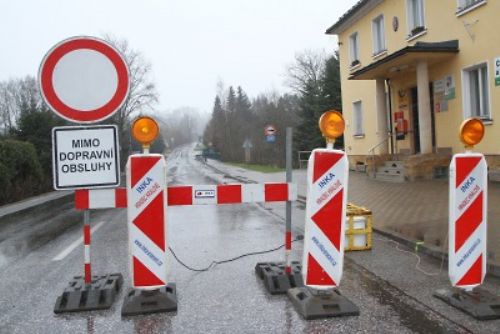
(75, 183), (296, 209)
(301, 148), (348, 289)
(449, 153), (488, 289)
(126, 154), (168, 289)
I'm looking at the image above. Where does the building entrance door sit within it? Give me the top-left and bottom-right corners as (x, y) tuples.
(410, 85), (435, 154)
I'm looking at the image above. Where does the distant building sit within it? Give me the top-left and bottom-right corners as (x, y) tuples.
(326, 0), (500, 180)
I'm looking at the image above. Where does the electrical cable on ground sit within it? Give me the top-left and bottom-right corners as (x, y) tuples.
(169, 235), (304, 272)
(374, 233), (448, 276)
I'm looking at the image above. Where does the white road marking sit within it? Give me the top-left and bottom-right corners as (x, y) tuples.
(52, 221), (106, 261)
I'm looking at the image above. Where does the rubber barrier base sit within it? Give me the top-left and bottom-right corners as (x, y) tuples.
(434, 287), (500, 320)
(54, 273), (123, 313)
(255, 261), (303, 294)
(287, 287), (360, 320)
(121, 284), (177, 316)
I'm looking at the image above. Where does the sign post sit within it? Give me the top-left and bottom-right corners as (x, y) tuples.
(288, 111), (359, 319)
(42, 36), (130, 313)
(255, 127), (304, 295)
(434, 118), (500, 320)
(242, 138), (253, 163)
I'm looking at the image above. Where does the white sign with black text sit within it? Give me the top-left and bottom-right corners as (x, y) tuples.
(52, 125), (120, 190)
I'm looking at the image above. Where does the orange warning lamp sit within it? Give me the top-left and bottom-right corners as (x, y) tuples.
(132, 116), (159, 149)
(459, 118), (484, 149)
(319, 110), (345, 144)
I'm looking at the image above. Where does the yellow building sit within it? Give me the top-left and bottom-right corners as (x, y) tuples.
(326, 0), (500, 181)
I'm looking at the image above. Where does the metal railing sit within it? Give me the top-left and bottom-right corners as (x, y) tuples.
(367, 133), (395, 176)
(298, 151), (312, 169)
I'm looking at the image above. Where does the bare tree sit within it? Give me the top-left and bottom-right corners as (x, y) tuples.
(102, 35), (159, 162)
(286, 50), (326, 95)
(0, 76), (42, 135)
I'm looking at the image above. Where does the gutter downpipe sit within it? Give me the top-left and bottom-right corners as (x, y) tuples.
(386, 78), (394, 155)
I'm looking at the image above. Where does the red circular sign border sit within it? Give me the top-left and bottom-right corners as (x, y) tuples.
(39, 36), (130, 123)
(264, 124), (276, 136)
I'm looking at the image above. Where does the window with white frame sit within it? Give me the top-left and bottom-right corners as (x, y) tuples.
(463, 63), (490, 119)
(457, 0), (485, 12)
(349, 32), (360, 65)
(353, 101), (364, 136)
(407, 0), (425, 35)
(372, 15), (385, 55)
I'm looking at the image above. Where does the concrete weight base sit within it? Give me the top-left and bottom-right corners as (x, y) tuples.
(434, 287), (500, 320)
(287, 287), (360, 320)
(54, 273), (123, 313)
(255, 261), (303, 294)
(121, 284), (177, 316)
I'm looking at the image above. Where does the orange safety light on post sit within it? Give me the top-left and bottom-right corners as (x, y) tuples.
(131, 116), (159, 153)
(459, 118), (485, 149)
(434, 117), (498, 320)
(318, 110), (345, 149)
(288, 109), (359, 319)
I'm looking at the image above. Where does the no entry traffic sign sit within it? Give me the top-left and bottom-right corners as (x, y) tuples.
(265, 125), (276, 136)
(39, 36), (130, 123)
(52, 125), (120, 190)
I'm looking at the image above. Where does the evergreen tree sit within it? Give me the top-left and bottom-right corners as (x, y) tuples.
(290, 52), (343, 153)
(203, 96), (226, 157)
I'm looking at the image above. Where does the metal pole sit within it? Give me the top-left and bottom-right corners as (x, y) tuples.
(285, 127), (292, 274)
(83, 210), (91, 286)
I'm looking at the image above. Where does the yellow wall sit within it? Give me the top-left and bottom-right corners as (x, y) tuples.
(336, 0), (500, 156)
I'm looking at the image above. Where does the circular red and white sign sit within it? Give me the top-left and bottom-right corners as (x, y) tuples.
(39, 36), (130, 123)
(264, 125), (276, 135)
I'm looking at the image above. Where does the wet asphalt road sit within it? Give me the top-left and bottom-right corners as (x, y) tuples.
(0, 145), (499, 333)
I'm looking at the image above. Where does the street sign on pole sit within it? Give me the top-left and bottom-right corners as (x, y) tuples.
(264, 125), (276, 136)
(39, 36), (130, 123)
(242, 139), (253, 149)
(52, 125), (120, 190)
(265, 135), (276, 143)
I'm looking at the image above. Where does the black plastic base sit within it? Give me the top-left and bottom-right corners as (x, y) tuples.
(54, 273), (123, 313)
(287, 287), (360, 320)
(121, 284), (177, 316)
(255, 261), (303, 295)
(434, 287), (500, 320)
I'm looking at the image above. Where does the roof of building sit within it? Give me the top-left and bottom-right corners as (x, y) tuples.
(325, 0), (371, 35)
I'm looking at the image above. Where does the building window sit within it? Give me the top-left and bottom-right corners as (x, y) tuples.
(353, 101), (364, 136)
(349, 32), (360, 67)
(407, 0), (425, 36)
(463, 63), (490, 120)
(372, 15), (385, 56)
(457, 0), (486, 13)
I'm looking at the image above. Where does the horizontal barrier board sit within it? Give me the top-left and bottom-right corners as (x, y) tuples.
(75, 183), (297, 210)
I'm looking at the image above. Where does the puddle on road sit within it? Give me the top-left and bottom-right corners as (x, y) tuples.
(346, 260), (471, 334)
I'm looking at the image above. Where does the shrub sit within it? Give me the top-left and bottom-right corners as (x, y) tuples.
(0, 139), (44, 203)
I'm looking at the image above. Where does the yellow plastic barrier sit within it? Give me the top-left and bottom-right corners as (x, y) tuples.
(345, 203), (372, 251)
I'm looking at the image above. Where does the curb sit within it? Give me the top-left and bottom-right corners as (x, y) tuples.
(204, 160), (500, 280)
(0, 191), (74, 225)
(373, 227), (500, 279)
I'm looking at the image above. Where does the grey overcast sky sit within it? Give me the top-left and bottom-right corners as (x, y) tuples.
(0, 0), (356, 114)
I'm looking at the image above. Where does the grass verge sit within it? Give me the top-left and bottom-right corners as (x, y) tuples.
(226, 162), (284, 173)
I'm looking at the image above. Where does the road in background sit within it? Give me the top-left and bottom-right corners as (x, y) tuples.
(0, 145), (499, 333)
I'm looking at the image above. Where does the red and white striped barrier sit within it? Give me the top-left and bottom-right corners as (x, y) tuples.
(127, 154), (169, 289)
(75, 183), (297, 209)
(449, 153), (488, 290)
(83, 223), (91, 285)
(76, 188), (127, 209)
(301, 149), (348, 289)
(167, 183), (296, 205)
